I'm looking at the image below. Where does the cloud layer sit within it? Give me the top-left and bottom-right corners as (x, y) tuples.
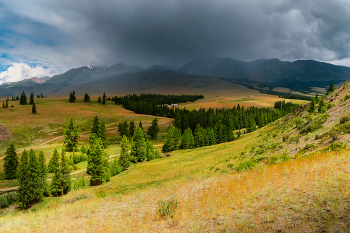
(1, 0), (350, 82)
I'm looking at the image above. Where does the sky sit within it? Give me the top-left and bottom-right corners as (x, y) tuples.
(0, 0), (350, 84)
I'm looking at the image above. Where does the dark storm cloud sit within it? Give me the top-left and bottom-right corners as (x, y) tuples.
(2, 0), (350, 69)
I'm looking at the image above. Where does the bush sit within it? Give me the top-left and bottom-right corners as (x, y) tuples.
(6, 192), (17, 205)
(345, 94), (350, 101)
(280, 150), (291, 162)
(282, 134), (289, 142)
(300, 114), (329, 134)
(236, 159), (256, 172)
(227, 163), (234, 168)
(294, 117), (305, 129)
(73, 152), (81, 164)
(157, 198), (178, 219)
(327, 103), (334, 110)
(329, 128), (340, 141)
(73, 178), (89, 190)
(0, 195), (8, 208)
(340, 114), (350, 124)
(96, 190), (106, 198)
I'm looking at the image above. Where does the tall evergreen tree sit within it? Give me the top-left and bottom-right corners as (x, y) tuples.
(308, 98), (316, 113)
(98, 120), (108, 148)
(119, 135), (131, 171)
(50, 165), (62, 197)
(20, 91), (27, 105)
(102, 92), (106, 105)
(145, 140), (155, 161)
(315, 93), (319, 103)
(129, 121), (136, 137)
(48, 148), (61, 173)
(110, 157), (121, 176)
(32, 103), (37, 114)
(98, 97), (101, 103)
(3, 144), (18, 180)
(130, 127), (147, 162)
(327, 81), (335, 95)
(147, 118), (160, 139)
(138, 121), (143, 130)
(117, 121), (129, 138)
(84, 93), (90, 103)
(180, 128), (194, 149)
(91, 116), (99, 135)
(246, 116), (257, 133)
(38, 151), (49, 197)
(162, 127), (181, 152)
(318, 95), (326, 113)
(27, 149), (43, 205)
(89, 138), (107, 186)
(69, 91), (76, 103)
(61, 150), (71, 194)
(18, 150), (30, 208)
(30, 92), (34, 105)
(63, 118), (81, 152)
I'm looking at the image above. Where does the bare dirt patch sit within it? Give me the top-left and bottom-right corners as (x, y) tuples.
(0, 124), (11, 141)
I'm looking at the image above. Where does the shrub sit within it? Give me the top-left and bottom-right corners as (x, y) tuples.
(0, 195), (8, 208)
(323, 142), (346, 152)
(280, 150), (291, 162)
(340, 114), (350, 124)
(236, 159), (256, 172)
(157, 198), (178, 219)
(282, 134), (289, 142)
(329, 128), (340, 141)
(327, 103), (334, 110)
(6, 192), (17, 205)
(96, 190), (106, 198)
(227, 163), (234, 168)
(294, 117), (305, 129)
(345, 94), (350, 101)
(300, 114), (329, 134)
(73, 177), (89, 190)
(61, 189), (94, 204)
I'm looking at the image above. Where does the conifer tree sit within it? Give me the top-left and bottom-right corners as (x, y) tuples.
(117, 121), (129, 138)
(69, 91), (76, 103)
(27, 149), (43, 205)
(61, 150), (71, 194)
(130, 127), (147, 162)
(138, 121), (143, 130)
(18, 150), (30, 208)
(2, 102), (4, 108)
(91, 116), (99, 136)
(162, 127), (181, 152)
(208, 128), (216, 145)
(89, 138), (107, 186)
(246, 116), (257, 133)
(5, 99), (8, 108)
(102, 92), (106, 105)
(30, 92), (34, 105)
(20, 91), (27, 105)
(98, 120), (108, 148)
(308, 98), (316, 113)
(3, 144), (18, 180)
(110, 157), (121, 176)
(98, 97), (101, 103)
(318, 95), (326, 113)
(50, 164), (62, 197)
(194, 124), (204, 147)
(146, 140), (155, 161)
(63, 118), (81, 152)
(119, 135), (131, 171)
(129, 121), (136, 137)
(32, 103), (37, 114)
(84, 93), (90, 103)
(48, 148), (60, 173)
(38, 151), (49, 196)
(327, 81), (335, 95)
(147, 118), (160, 139)
(315, 93), (319, 103)
(180, 128), (194, 149)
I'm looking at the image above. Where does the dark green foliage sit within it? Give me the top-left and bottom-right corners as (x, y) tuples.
(278, 94), (313, 101)
(98, 96), (101, 103)
(18, 150), (30, 208)
(145, 140), (156, 161)
(129, 121), (136, 138)
(50, 165), (62, 197)
(147, 118), (160, 139)
(139, 121), (143, 130)
(180, 128), (195, 149)
(327, 81), (335, 95)
(89, 137), (109, 186)
(61, 150), (71, 194)
(318, 95), (326, 113)
(314, 93), (319, 103)
(102, 92), (106, 105)
(38, 151), (49, 197)
(0, 195), (7, 208)
(119, 135), (131, 171)
(63, 118), (81, 152)
(32, 103), (37, 114)
(73, 178), (89, 190)
(246, 116), (257, 133)
(69, 91), (76, 103)
(3, 144), (18, 180)
(27, 149), (43, 205)
(29, 92), (34, 105)
(236, 159), (256, 172)
(308, 98), (316, 113)
(80, 145), (88, 154)
(130, 127), (147, 162)
(300, 114), (329, 134)
(84, 93), (90, 103)
(6, 192), (17, 205)
(117, 121), (129, 138)
(110, 158), (121, 177)
(97, 120), (108, 148)
(162, 127), (181, 152)
(20, 91), (27, 105)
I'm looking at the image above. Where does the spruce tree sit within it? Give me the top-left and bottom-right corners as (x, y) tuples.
(208, 128), (216, 145)
(194, 124), (204, 147)
(69, 91), (76, 103)
(139, 121), (143, 130)
(63, 118), (81, 152)
(91, 116), (99, 136)
(246, 116), (257, 133)
(327, 81), (335, 95)
(130, 127), (147, 162)
(308, 98), (316, 113)
(20, 91), (27, 105)
(98, 97), (101, 103)
(89, 138), (107, 186)
(117, 121), (129, 138)
(129, 121), (136, 137)
(318, 95), (326, 113)
(3, 144), (18, 180)
(162, 127), (181, 152)
(119, 135), (131, 171)
(5, 99), (8, 108)
(48, 148), (60, 173)
(32, 103), (37, 114)
(147, 118), (160, 139)
(38, 151), (49, 197)
(98, 120), (108, 148)
(110, 157), (121, 176)
(315, 93), (319, 103)
(180, 128), (194, 149)
(18, 150), (30, 208)
(146, 140), (155, 161)
(27, 149), (43, 205)
(30, 92), (34, 105)
(102, 92), (106, 105)
(84, 93), (90, 103)
(61, 150), (71, 194)
(50, 164), (62, 197)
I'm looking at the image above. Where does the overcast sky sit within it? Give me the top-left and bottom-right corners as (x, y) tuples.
(0, 0), (350, 84)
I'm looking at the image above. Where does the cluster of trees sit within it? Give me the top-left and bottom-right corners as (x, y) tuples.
(117, 118), (160, 140)
(11, 96), (20, 101)
(17, 91), (37, 113)
(36, 94), (47, 98)
(308, 93), (327, 113)
(89, 116), (108, 148)
(2, 98), (9, 109)
(113, 94), (204, 118)
(278, 94), (313, 101)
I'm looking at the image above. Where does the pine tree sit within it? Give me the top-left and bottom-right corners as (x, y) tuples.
(50, 165), (62, 197)
(61, 150), (71, 194)
(32, 103), (37, 114)
(38, 151), (49, 197)
(180, 128), (194, 149)
(91, 116), (99, 136)
(138, 121), (143, 130)
(5, 99), (8, 108)
(98, 120), (108, 148)
(20, 91), (27, 105)
(48, 148), (60, 173)
(208, 128), (216, 145)
(194, 124), (204, 147)
(63, 118), (81, 152)
(308, 98), (316, 113)
(89, 138), (107, 186)
(27, 149), (43, 205)
(246, 116), (257, 133)
(30, 92), (34, 105)
(327, 81), (335, 95)
(110, 157), (121, 177)
(102, 92), (106, 105)
(162, 127), (181, 152)
(3, 144), (18, 180)
(318, 95), (326, 113)
(130, 127), (147, 162)
(147, 118), (160, 139)
(129, 121), (136, 137)
(117, 121), (129, 138)
(146, 140), (155, 161)
(84, 93), (90, 103)
(315, 93), (319, 103)
(119, 135), (131, 171)
(18, 150), (30, 208)
(98, 97), (101, 103)
(69, 91), (76, 103)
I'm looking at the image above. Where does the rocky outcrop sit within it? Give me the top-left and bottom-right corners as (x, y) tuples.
(0, 124), (12, 140)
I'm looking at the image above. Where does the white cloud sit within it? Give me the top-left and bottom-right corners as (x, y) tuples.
(0, 63), (55, 84)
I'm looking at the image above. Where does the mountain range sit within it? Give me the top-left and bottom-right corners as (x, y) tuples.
(1, 58), (350, 96)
